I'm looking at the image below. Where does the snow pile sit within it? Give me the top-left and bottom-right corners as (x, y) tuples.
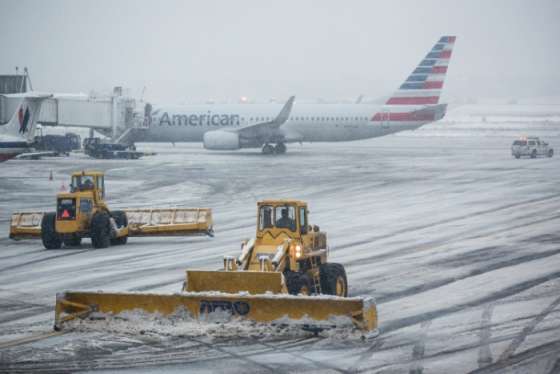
(62, 307), (368, 341)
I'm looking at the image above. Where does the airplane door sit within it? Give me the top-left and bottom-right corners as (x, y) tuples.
(143, 103), (152, 128)
(381, 107), (390, 129)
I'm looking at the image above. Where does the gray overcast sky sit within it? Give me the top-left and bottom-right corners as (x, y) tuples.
(1, 0), (559, 103)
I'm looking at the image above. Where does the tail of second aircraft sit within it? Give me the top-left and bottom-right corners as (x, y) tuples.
(386, 36), (455, 106)
(371, 36), (455, 126)
(0, 93), (51, 142)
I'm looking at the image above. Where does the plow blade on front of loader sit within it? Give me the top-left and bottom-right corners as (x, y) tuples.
(124, 208), (213, 237)
(9, 208), (213, 240)
(9, 212), (43, 239)
(54, 291), (378, 333)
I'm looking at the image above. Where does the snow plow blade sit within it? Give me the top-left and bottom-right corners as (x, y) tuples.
(124, 208), (213, 237)
(54, 291), (378, 333)
(185, 270), (286, 294)
(9, 208), (213, 240)
(9, 212), (43, 239)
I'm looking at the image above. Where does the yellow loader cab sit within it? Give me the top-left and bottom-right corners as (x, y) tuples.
(41, 171), (128, 249)
(186, 200), (348, 297)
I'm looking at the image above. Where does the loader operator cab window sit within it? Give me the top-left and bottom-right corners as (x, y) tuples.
(275, 206), (296, 231)
(259, 206), (273, 230)
(299, 207), (307, 235)
(71, 175), (105, 197)
(71, 176), (93, 192)
(96, 176), (105, 197)
(82, 176), (95, 190)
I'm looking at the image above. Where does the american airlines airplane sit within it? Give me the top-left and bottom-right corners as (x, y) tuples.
(0, 93), (52, 162)
(141, 36), (456, 154)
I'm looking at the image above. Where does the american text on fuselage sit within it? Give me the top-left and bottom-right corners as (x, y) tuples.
(156, 112), (241, 127)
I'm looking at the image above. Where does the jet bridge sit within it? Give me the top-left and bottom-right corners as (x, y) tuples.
(0, 88), (144, 141)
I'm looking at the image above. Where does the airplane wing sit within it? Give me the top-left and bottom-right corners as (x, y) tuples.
(15, 151), (59, 160)
(228, 96), (295, 138)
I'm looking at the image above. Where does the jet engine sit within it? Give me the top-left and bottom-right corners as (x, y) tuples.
(203, 130), (240, 150)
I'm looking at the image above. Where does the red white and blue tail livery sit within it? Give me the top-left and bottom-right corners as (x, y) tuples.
(371, 36), (455, 129)
(0, 93), (52, 162)
(387, 35), (455, 106)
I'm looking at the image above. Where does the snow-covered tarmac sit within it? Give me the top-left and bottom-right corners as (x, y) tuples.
(0, 120), (559, 373)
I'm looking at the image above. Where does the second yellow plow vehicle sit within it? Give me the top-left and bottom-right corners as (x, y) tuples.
(9, 170), (213, 249)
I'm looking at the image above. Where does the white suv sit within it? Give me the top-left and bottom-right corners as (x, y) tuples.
(511, 137), (554, 159)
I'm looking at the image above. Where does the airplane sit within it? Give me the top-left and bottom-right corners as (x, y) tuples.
(0, 93), (53, 162)
(138, 36), (456, 154)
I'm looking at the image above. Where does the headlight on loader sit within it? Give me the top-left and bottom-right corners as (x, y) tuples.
(295, 244), (302, 259)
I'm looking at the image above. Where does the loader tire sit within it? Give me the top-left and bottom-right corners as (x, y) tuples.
(285, 271), (313, 295)
(41, 212), (62, 250)
(63, 234), (82, 247)
(110, 210), (128, 245)
(319, 263), (348, 297)
(91, 212), (111, 249)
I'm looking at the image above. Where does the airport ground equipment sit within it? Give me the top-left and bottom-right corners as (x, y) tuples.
(33, 133), (81, 155)
(9, 170), (213, 248)
(53, 200), (377, 335)
(83, 137), (150, 159)
(511, 136), (554, 159)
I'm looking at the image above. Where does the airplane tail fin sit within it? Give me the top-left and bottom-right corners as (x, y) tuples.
(0, 93), (51, 142)
(385, 36), (456, 106)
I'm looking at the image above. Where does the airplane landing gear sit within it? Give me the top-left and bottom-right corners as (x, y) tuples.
(262, 144), (275, 155)
(262, 143), (287, 155)
(274, 143), (286, 154)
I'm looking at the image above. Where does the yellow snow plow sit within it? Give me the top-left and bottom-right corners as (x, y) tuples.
(53, 200), (378, 335)
(125, 208), (212, 237)
(54, 291), (377, 333)
(10, 209), (213, 240)
(9, 212), (44, 239)
(9, 170), (213, 249)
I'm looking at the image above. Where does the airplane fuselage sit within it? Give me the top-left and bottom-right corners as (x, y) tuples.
(144, 103), (426, 144)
